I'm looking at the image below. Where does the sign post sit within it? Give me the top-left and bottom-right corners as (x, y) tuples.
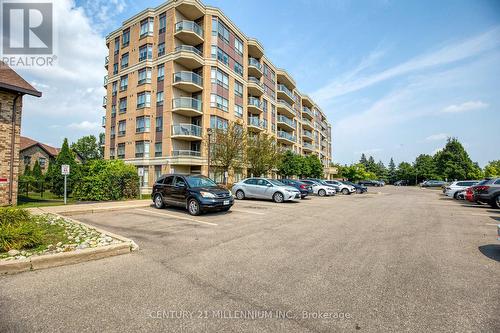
(138, 168), (144, 200)
(61, 164), (70, 204)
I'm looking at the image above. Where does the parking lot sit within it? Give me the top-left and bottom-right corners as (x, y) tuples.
(1, 186), (499, 332)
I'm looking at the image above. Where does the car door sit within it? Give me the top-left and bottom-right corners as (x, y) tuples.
(171, 176), (188, 207)
(253, 179), (269, 199)
(241, 178), (257, 198)
(160, 175), (175, 204)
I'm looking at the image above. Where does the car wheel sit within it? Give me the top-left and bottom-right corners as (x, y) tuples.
(491, 195), (500, 209)
(273, 192), (284, 203)
(235, 190), (245, 200)
(318, 189), (326, 197)
(154, 194), (164, 209)
(453, 192), (459, 200)
(341, 188), (349, 195)
(221, 207), (230, 212)
(188, 199), (201, 216)
(356, 189), (362, 194)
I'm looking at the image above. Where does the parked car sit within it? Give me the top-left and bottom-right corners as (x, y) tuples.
(307, 178), (340, 192)
(420, 180), (446, 187)
(466, 179), (493, 203)
(358, 180), (382, 187)
(279, 179), (313, 199)
(152, 174), (233, 216)
(377, 180), (386, 186)
(473, 178), (500, 209)
(342, 181), (367, 194)
(232, 178), (301, 203)
(299, 180), (336, 196)
(324, 180), (356, 195)
(394, 180), (408, 186)
(444, 180), (479, 199)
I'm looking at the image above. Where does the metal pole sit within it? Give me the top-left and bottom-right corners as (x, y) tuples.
(139, 176), (142, 200)
(64, 174), (67, 205)
(207, 133), (211, 178)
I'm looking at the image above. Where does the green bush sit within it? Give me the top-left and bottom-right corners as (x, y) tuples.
(0, 208), (45, 252)
(73, 159), (139, 201)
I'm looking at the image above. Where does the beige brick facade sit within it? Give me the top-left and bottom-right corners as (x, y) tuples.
(19, 145), (53, 175)
(103, 0), (333, 191)
(0, 91), (23, 206)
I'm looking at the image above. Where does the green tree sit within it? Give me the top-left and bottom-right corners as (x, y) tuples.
(48, 138), (80, 196)
(31, 160), (45, 196)
(375, 160), (388, 180)
(397, 162), (415, 185)
(387, 158), (397, 184)
(246, 133), (279, 177)
(341, 163), (367, 181)
(413, 154), (437, 183)
(434, 138), (478, 181)
(359, 153), (368, 167)
(71, 135), (102, 162)
(209, 121), (246, 184)
(23, 164), (31, 176)
(366, 156), (377, 173)
(305, 155), (323, 178)
(277, 150), (301, 178)
(484, 160), (500, 177)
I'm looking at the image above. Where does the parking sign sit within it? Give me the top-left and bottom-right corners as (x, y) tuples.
(61, 164), (70, 175)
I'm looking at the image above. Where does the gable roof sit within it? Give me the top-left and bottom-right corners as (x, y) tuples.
(20, 136), (60, 157)
(0, 61), (42, 97)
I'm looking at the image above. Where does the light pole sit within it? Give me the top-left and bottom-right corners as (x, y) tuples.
(207, 128), (212, 178)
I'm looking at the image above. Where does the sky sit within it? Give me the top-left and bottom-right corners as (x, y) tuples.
(15, 0), (500, 167)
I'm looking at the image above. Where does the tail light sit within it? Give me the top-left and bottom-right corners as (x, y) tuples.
(300, 184), (306, 189)
(475, 186), (490, 192)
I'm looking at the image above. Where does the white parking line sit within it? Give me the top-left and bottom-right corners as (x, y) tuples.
(230, 209), (265, 215)
(485, 223), (499, 226)
(135, 209), (218, 226)
(472, 213), (500, 217)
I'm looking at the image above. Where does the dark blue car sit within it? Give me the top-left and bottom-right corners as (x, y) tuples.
(279, 179), (313, 198)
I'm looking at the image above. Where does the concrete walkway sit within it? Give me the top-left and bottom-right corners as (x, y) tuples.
(27, 199), (151, 216)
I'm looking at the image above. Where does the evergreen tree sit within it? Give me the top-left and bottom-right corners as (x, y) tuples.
(433, 138), (478, 181)
(387, 158), (397, 184)
(359, 153), (368, 167)
(397, 162), (415, 185)
(413, 154), (437, 183)
(366, 156), (377, 173)
(48, 138), (80, 196)
(23, 164), (31, 176)
(376, 160), (388, 180)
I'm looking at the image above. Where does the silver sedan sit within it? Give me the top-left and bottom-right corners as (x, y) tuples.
(232, 178), (301, 203)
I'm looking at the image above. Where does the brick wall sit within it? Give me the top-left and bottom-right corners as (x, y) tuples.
(0, 91), (23, 206)
(19, 145), (53, 175)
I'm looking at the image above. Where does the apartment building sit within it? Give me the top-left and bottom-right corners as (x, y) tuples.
(103, 0), (333, 189)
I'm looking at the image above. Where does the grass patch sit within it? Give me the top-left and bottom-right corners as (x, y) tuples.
(17, 191), (76, 208)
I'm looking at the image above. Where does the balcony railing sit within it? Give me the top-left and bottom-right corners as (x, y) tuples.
(248, 57), (262, 70)
(174, 45), (203, 57)
(172, 97), (202, 112)
(172, 150), (201, 157)
(173, 71), (203, 86)
(102, 96), (107, 107)
(303, 142), (314, 149)
(303, 130), (313, 138)
(302, 118), (312, 126)
(277, 84), (294, 99)
(104, 56), (109, 67)
(248, 117), (262, 128)
(102, 116), (106, 127)
(103, 75), (108, 86)
(248, 77), (263, 88)
(172, 123), (202, 137)
(277, 115), (295, 128)
(278, 131), (296, 142)
(248, 96), (261, 108)
(277, 99), (295, 113)
(175, 20), (203, 38)
(302, 107), (314, 117)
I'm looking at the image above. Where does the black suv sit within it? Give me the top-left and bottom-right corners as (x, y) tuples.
(151, 174), (234, 215)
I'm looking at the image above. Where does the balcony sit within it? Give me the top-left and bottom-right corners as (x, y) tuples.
(175, 20), (204, 45)
(171, 123), (202, 141)
(170, 150), (203, 165)
(247, 38), (264, 58)
(247, 77), (264, 96)
(277, 69), (296, 90)
(302, 130), (314, 141)
(102, 96), (107, 108)
(277, 99), (296, 118)
(102, 116), (106, 128)
(277, 115), (295, 131)
(173, 71), (203, 92)
(176, 1), (204, 21)
(301, 94), (314, 108)
(302, 106), (314, 119)
(173, 45), (204, 69)
(103, 75), (108, 87)
(277, 84), (294, 104)
(302, 118), (314, 130)
(247, 117), (264, 132)
(303, 142), (314, 152)
(277, 131), (296, 144)
(104, 56), (109, 69)
(247, 96), (262, 114)
(172, 97), (203, 117)
(248, 58), (262, 78)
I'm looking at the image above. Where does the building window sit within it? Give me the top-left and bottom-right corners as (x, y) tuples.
(109, 148), (115, 159)
(110, 125), (116, 138)
(155, 116), (163, 132)
(112, 81), (117, 95)
(36, 157), (45, 168)
(136, 116), (150, 133)
(154, 165), (162, 181)
(157, 64), (164, 81)
(234, 80), (243, 97)
(119, 97), (127, 113)
(138, 167), (149, 186)
(159, 13), (166, 33)
(138, 67), (152, 85)
(113, 63), (118, 75)
(118, 120), (126, 136)
(122, 29), (130, 47)
(117, 143), (125, 158)
(234, 37), (243, 55)
(120, 53), (129, 68)
(234, 104), (243, 118)
(263, 99), (268, 112)
(114, 37), (119, 54)
(155, 142), (162, 157)
(137, 92), (151, 108)
(139, 44), (153, 61)
(210, 94), (228, 112)
(158, 42), (165, 56)
(135, 141), (150, 158)
(210, 67), (229, 89)
(212, 17), (230, 43)
(140, 18), (154, 38)
(210, 115), (228, 129)
(234, 62), (243, 77)
(211, 46), (229, 66)
(156, 91), (164, 106)
(120, 75), (128, 91)
(111, 104), (116, 116)
(23, 156), (31, 165)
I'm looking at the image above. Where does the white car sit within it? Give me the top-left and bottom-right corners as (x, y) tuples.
(299, 180), (336, 197)
(444, 180), (479, 199)
(324, 180), (356, 195)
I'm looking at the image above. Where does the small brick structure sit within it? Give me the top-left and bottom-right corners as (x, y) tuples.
(0, 62), (42, 206)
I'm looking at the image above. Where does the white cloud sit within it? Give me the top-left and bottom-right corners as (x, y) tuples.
(442, 101), (489, 113)
(312, 26), (500, 104)
(68, 121), (100, 131)
(425, 133), (448, 141)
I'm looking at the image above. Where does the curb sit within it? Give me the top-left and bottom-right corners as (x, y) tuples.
(27, 202), (151, 217)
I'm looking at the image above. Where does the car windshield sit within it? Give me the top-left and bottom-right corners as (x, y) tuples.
(185, 175), (218, 188)
(343, 181), (354, 186)
(269, 180), (285, 186)
(477, 179), (494, 185)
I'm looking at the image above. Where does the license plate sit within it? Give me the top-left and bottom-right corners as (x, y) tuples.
(223, 200), (229, 205)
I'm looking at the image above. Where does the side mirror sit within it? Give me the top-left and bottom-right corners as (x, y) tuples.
(267, 184), (273, 187)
